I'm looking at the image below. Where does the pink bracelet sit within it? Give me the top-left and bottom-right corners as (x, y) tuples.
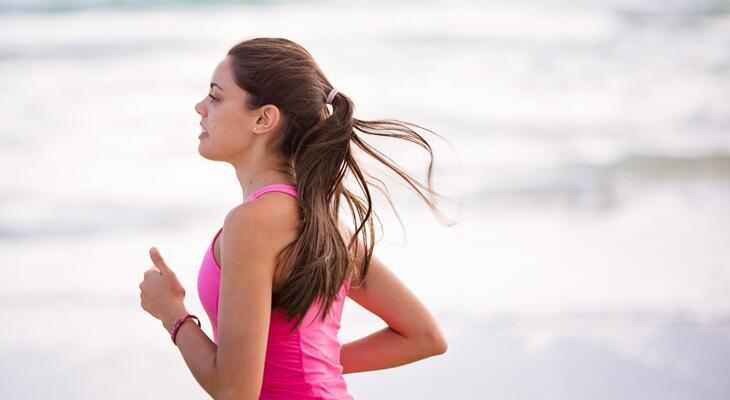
(170, 314), (201, 345)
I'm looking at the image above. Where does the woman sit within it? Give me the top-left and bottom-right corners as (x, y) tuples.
(139, 37), (451, 399)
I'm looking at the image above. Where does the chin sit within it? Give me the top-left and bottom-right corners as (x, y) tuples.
(197, 146), (227, 162)
(197, 143), (212, 160)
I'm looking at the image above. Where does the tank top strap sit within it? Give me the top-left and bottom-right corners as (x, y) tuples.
(245, 183), (298, 203)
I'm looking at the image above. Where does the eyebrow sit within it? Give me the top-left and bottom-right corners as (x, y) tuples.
(210, 82), (224, 91)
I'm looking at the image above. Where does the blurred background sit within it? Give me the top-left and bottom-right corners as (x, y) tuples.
(1, 0), (729, 398)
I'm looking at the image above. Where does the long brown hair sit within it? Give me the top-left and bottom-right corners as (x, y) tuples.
(227, 37), (459, 334)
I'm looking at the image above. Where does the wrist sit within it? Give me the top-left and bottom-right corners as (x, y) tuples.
(162, 305), (189, 332)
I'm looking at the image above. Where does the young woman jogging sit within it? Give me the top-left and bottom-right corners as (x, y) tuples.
(139, 37), (451, 399)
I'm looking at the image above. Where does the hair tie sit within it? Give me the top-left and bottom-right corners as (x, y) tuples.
(326, 87), (338, 105)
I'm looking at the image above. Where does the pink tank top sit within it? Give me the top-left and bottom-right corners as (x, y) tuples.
(197, 183), (354, 399)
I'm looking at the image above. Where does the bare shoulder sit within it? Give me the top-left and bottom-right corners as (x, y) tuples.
(222, 194), (301, 274)
(226, 193), (300, 232)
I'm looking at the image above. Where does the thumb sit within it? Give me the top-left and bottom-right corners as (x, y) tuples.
(149, 246), (172, 274)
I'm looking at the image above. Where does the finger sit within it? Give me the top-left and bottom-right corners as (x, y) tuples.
(149, 247), (171, 274)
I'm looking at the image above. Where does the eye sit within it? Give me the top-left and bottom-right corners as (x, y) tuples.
(208, 94), (218, 102)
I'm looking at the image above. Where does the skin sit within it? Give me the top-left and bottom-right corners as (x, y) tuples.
(138, 55), (448, 399)
(194, 55), (296, 199)
(192, 55), (299, 282)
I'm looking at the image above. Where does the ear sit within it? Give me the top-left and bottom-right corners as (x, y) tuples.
(254, 104), (281, 134)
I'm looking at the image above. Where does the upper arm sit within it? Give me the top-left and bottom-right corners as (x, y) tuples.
(337, 221), (447, 351)
(216, 204), (280, 399)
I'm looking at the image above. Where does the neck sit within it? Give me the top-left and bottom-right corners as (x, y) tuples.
(233, 163), (296, 203)
(228, 141), (296, 202)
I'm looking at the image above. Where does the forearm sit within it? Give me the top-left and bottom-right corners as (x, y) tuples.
(162, 311), (221, 399)
(339, 326), (444, 374)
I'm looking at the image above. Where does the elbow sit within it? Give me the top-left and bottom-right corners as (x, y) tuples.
(420, 330), (448, 355)
(433, 336), (448, 355)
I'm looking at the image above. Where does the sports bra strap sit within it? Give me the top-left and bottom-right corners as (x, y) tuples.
(245, 184), (298, 203)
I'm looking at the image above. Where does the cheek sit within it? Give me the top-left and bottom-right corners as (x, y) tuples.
(205, 118), (224, 137)
(207, 107), (234, 134)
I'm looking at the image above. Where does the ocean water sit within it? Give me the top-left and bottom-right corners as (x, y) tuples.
(1, 0), (729, 398)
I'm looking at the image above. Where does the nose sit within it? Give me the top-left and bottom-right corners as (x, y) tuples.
(194, 97), (206, 116)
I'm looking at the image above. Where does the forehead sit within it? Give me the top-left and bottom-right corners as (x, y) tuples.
(210, 57), (233, 86)
(209, 56), (249, 101)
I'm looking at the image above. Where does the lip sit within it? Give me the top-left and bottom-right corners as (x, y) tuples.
(198, 131), (208, 139)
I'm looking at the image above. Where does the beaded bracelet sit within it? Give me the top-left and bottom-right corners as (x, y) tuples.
(170, 314), (201, 345)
